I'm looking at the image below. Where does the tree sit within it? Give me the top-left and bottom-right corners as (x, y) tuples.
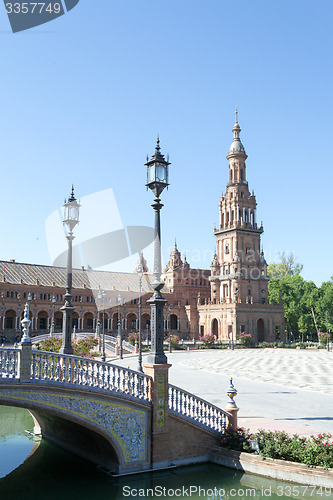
(267, 252), (303, 279)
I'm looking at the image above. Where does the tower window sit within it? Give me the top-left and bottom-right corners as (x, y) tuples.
(225, 245), (229, 254)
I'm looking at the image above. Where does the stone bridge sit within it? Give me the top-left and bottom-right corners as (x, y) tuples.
(0, 346), (237, 474)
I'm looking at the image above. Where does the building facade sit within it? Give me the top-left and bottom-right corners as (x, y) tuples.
(0, 115), (284, 345)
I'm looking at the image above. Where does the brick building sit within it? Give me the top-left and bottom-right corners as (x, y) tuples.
(0, 114), (283, 345)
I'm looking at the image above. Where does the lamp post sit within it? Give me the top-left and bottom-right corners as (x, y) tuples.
(101, 289), (106, 362)
(96, 288), (101, 341)
(326, 310), (329, 352)
(137, 264), (143, 372)
(145, 138), (170, 364)
(168, 306), (172, 353)
(117, 293), (123, 359)
(60, 186), (80, 355)
(50, 295), (57, 337)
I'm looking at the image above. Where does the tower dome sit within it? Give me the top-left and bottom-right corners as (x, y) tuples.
(227, 108), (247, 157)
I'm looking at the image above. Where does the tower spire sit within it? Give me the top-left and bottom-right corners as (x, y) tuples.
(235, 106), (238, 124)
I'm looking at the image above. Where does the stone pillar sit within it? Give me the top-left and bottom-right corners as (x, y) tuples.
(143, 363), (172, 434)
(224, 378), (239, 429)
(19, 344), (32, 383)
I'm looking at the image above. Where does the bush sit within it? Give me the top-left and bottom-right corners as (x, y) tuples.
(220, 427), (252, 452)
(200, 334), (216, 347)
(318, 331), (329, 345)
(220, 428), (333, 468)
(238, 332), (252, 347)
(128, 332), (140, 346)
(165, 335), (180, 349)
(37, 336), (98, 358)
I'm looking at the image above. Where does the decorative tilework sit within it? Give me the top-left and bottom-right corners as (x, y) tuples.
(0, 388), (148, 463)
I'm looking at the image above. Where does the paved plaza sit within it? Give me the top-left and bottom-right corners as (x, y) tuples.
(116, 348), (333, 437)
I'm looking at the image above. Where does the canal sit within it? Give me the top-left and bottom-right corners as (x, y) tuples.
(0, 405), (332, 499)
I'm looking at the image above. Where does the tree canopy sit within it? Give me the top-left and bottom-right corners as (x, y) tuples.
(267, 253), (332, 340)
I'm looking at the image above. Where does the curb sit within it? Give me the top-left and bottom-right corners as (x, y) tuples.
(209, 447), (333, 488)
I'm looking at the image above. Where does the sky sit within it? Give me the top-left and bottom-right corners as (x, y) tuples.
(0, 0), (332, 285)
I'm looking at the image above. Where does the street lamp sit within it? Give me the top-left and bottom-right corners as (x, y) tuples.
(60, 186), (80, 355)
(168, 306), (172, 353)
(326, 310), (330, 352)
(101, 289), (106, 362)
(117, 293), (123, 359)
(50, 295), (57, 336)
(137, 264), (144, 372)
(145, 137), (170, 364)
(96, 289), (101, 341)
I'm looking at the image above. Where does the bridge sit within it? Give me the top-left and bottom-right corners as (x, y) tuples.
(0, 345), (237, 474)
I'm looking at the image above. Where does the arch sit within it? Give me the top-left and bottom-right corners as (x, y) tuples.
(0, 386), (151, 474)
(127, 313), (137, 332)
(112, 313), (118, 332)
(37, 311), (48, 331)
(170, 314), (178, 330)
(257, 318), (265, 343)
(83, 312), (93, 330)
(55, 311), (62, 331)
(73, 312), (79, 330)
(5, 309), (16, 330)
(211, 318), (218, 337)
(141, 314), (151, 330)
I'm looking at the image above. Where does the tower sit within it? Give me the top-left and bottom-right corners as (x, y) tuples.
(211, 110), (268, 307)
(198, 112), (284, 344)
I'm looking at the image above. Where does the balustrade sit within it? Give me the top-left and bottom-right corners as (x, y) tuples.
(30, 350), (151, 401)
(169, 384), (228, 433)
(0, 348), (19, 379)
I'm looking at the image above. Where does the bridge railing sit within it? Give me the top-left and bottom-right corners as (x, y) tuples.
(0, 347), (19, 379)
(169, 384), (229, 434)
(31, 350), (151, 401)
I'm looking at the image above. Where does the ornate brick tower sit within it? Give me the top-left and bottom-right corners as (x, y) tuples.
(198, 111), (284, 344)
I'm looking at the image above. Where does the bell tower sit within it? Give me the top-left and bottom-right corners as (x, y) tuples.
(211, 110), (268, 306)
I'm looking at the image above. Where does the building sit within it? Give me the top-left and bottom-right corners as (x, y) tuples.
(197, 112), (284, 343)
(0, 114), (284, 345)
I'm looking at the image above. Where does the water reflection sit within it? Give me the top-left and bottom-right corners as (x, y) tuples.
(0, 406), (332, 500)
(0, 406), (35, 479)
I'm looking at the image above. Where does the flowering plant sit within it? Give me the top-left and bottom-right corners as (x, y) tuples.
(200, 334), (216, 346)
(128, 332), (140, 346)
(318, 331), (329, 345)
(238, 332), (252, 347)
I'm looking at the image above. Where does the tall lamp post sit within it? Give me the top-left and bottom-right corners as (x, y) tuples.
(137, 264), (144, 372)
(145, 138), (170, 364)
(168, 306), (172, 353)
(326, 310), (330, 352)
(50, 295), (57, 337)
(60, 186), (80, 355)
(101, 289), (106, 362)
(117, 293), (123, 359)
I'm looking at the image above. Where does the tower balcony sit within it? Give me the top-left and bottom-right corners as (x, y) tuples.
(227, 180), (248, 187)
(214, 221), (263, 233)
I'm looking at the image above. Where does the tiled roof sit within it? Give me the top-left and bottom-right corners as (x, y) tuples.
(0, 260), (166, 294)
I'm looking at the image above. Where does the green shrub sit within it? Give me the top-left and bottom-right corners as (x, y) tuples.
(221, 428), (333, 468)
(200, 334), (216, 347)
(37, 336), (98, 358)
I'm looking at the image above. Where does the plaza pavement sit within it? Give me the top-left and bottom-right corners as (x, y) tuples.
(114, 348), (333, 437)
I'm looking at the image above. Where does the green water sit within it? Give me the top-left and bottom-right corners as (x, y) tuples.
(0, 406), (332, 500)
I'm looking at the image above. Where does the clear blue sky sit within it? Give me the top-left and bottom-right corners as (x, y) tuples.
(0, 0), (332, 285)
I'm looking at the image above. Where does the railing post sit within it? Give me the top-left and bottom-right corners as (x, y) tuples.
(19, 302), (32, 383)
(143, 363), (172, 434)
(224, 377), (239, 429)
